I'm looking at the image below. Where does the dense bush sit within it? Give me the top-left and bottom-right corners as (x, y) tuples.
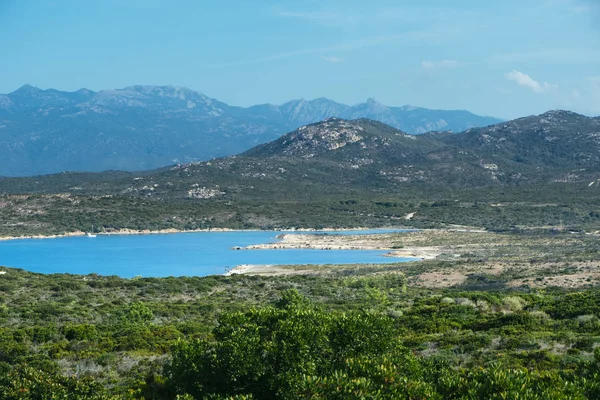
(2, 267), (600, 398)
(166, 291), (600, 399)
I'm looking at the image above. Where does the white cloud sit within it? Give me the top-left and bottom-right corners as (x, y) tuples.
(504, 70), (558, 93)
(421, 60), (435, 70)
(421, 59), (460, 70)
(210, 31), (438, 68)
(322, 56), (344, 63)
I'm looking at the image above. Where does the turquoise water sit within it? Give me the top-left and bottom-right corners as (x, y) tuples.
(0, 230), (415, 278)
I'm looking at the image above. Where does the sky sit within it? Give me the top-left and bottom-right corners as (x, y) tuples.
(0, 0), (599, 119)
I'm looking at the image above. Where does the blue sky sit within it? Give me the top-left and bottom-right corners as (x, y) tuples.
(1, 0), (599, 119)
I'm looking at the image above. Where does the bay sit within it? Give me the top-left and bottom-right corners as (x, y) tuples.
(0, 230), (414, 278)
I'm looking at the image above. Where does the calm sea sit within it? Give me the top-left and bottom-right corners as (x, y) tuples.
(0, 230), (414, 278)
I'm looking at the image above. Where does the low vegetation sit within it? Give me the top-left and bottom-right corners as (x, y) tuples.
(2, 232), (600, 399)
(2, 181), (600, 238)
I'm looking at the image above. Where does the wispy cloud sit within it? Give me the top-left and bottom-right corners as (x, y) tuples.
(541, 0), (595, 14)
(421, 60), (435, 70)
(505, 70), (558, 93)
(322, 56), (344, 63)
(210, 31), (437, 68)
(491, 48), (600, 64)
(99, 0), (165, 8)
(273, 8), (359, 25)
(422, 59), (460, 70)
(274, 5), (485, 26)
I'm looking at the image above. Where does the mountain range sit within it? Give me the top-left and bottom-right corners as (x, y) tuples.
(2, 110), (598, 198)
(0, 85), (502, 176)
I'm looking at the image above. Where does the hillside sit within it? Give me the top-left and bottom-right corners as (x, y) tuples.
(2, 111), (600, 236)
(436, 110), (600, 182)
(0, 85), (501, 176)
(2, 111), (599, 197)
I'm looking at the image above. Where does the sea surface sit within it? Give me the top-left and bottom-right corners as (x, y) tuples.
(0, 230), (415, 278)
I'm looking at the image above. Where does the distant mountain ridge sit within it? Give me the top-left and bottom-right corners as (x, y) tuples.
(0, 84), (502, 176)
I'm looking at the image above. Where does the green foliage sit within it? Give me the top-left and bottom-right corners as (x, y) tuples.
(0, 365), (117, 399)
(2, 266), (600, 397)
(167, 295), (402, 399)
(126, 302), (155, 324)
(167, 295), (600, 399)
(64, 325), (99, 341)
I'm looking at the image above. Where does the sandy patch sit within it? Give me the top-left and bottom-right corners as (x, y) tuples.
(508, 272), (600, 289)
(412, 272), (469, 288)
(225, 264), (316, 276)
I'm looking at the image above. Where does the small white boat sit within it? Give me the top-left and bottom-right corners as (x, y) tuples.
(87, 225), (97, 238)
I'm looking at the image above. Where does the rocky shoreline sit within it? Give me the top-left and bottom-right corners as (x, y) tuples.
(226, 232), (440, 276)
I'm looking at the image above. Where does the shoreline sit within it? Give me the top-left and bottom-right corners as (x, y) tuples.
(223, 249), (428, 276)
(0, 226), (407, 242)
(224, 232), (443, 276)
(239, 232), (440, 258)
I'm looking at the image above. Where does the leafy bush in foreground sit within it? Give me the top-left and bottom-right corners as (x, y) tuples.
(166, 290), (598, 399)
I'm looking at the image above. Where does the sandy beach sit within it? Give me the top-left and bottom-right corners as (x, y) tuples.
(0, 227), (243, 242)
(0, 226), (399, 242)
(240, 232), (441, 260)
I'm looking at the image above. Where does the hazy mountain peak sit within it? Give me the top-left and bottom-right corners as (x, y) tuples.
(399, 104), (419, 111)
(310, 97), (337, 104)
(75, 88), (95, 95)
(12, 84), (40, 94)
(121, 85), (203, 99)
(10, 85), (48, 101)
(281, 98), (308, 113)
(0, 84), (505, 175)
(87, 85), (225, 114)
(282, 98), (308, 106)
(6, 84), (93, 110)
(356, 98), (389, 114)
